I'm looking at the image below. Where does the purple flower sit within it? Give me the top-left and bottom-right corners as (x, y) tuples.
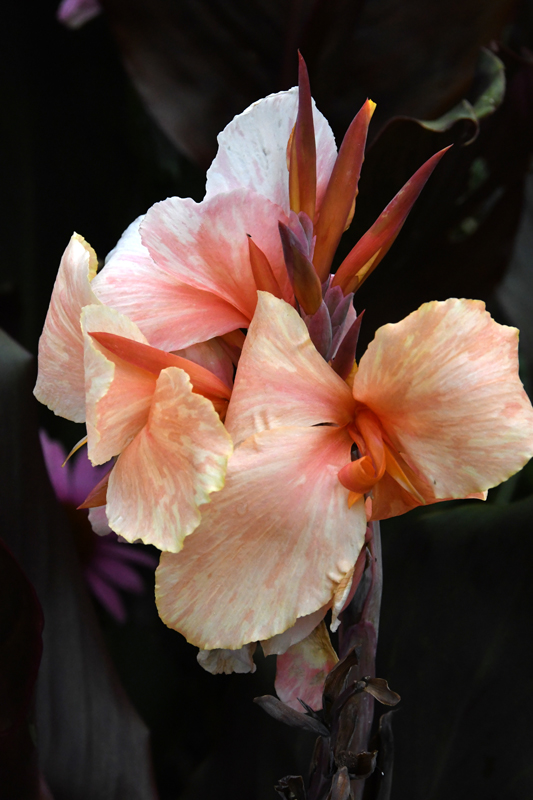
(40, 430), (157, 622)
(56, 0), (102, 30)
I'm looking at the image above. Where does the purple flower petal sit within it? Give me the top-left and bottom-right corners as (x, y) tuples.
(84, 569), (127, 623)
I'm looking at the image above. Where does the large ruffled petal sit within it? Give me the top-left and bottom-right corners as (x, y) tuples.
(225, 293), (355, 445)
(82, 305), (155, 465)
(34, 234), (99, 422)
(155, 425), (364, 649)
(205, 88), (337, 217)
(106, 366), (232, 551)
(353, 299), (533, 498)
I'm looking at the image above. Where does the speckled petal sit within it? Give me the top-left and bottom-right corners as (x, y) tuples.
(106, 367), (232, 552)
(225, 293), (355, 445)
(155, 425), (364, 649)
(205, 88), (337, 217)
(353, 299), (533, 498)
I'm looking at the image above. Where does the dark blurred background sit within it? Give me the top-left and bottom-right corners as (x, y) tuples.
(2, 1), (533, 798)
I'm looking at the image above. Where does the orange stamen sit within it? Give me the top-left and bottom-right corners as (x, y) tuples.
(62, 435), (88, 467)
(313, 99), (376, 281)
(383, 443), (426, 504)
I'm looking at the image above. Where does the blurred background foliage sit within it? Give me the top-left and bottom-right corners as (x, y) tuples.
(2, 0), (533, 797)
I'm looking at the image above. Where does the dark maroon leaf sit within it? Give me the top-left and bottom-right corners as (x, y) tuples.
(347, 46), (533, 351)
(0, 538), (43, 799)
(331, 766), (352, 799)
(254, 696), (330, 737)
(100, 0), (516, 166)
(0, 330), (158, 799)
(275, 774), (307, 800)
(363, 678), (400, 706)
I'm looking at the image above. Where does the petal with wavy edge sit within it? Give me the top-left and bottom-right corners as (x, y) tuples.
(34, 234), (99, 422)
(106, 367), (232, 552)
(275, 621), (338, 711)
(139, 189), (292, 332)
(353, 299), (533, 498)
(205, 88), (337, 217)
(261, 605), (328, 657)
(93, 216), (248, 350)
(82, 304), (155, 465)
(155, 425), (364, 649)
(225, 293), (355, 446)
(197, 643), (257, 675)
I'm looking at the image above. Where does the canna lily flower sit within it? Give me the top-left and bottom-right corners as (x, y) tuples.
(155, 291), (533, 653)
(34, 234), (233, 551)
(91, 57), (443, 357)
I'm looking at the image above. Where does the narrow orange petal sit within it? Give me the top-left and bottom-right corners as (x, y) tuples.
(338, 455), (378, 494)
(89, 331), (231, 401)
(333, 147), (450, 295)
(313, 100), (376, 281)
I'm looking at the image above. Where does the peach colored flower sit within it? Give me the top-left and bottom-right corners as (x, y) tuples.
(90, 59), (440, 357)
(155, 292), (533, 651)
(34, 235), (233, 552)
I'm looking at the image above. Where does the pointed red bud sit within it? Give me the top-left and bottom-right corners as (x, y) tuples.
(288, 53), (317, 221)
(332, 147), (451, 295)
(78, 472), (109, 509)
(313, 99), (376, 281)
(247, 235), (283, 298)
(279, 221), (322, 315)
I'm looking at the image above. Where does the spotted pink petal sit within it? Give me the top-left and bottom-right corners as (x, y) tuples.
(197, 643), (257, 675)
(205, 88), (338, 218)
(34, 234), (99, 422)
(353, 299), (533, 499)
(225, 293), (355, 445)
(261, 605), (329, 657)
(106, 367), (232, 552)
(82, 305), (155, 465)
(155, 425), (364, 649)
(275, 621), (338, 711)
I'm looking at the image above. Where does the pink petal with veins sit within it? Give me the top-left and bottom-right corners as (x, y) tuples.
(82, 305), (155, 465)
(275, 621), (338, 711)
(106, 367), (232, 552)
(34, 234), (99, 422)
(205, 88), (337, 217)
(354, 299), (533, 500)
(225, 293), (355, 446)
(156, 425), (364, 649)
